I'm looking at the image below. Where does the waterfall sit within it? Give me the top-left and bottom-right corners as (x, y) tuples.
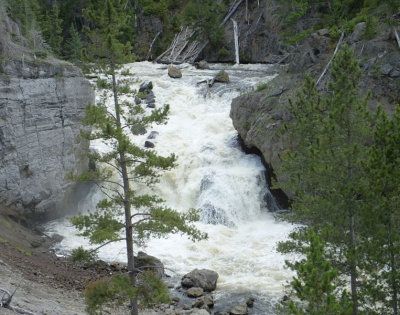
(45, 62), (294, 312)
(232, 19), (240, 64)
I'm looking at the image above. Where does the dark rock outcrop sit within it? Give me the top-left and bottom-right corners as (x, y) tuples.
(230, 24), (399, 201)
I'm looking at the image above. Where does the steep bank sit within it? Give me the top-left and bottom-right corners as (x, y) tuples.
(230, 23), (400, 200)
(0, 7), (94, 218)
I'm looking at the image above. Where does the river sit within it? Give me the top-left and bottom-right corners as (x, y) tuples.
(46, 62), (295, 313)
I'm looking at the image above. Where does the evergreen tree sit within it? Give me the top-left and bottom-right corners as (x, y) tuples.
(39, 2), (63, 55)
(361, 106), (400, 314)
(280, 230), (352, 315)
(276, 46), (372, 314)
(64, 23), (83, 65)
(71, 1), (207, 314)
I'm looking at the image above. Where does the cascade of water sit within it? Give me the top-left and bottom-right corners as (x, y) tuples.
(232, 19), (240, 64)
(46, 62), (294, 311)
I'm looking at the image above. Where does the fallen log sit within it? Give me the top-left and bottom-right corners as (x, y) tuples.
(316, 31), (344, 86)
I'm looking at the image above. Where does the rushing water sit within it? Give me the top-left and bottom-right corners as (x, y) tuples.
(46, 62), (295, 313)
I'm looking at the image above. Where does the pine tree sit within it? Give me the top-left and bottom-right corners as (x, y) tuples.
(39, 2), (63, 55)
(64, 23), (83, 65)
(71, 1), (207, 314)
(280, 230), (353, 315)
(276, 46), (372, 314)
(361, 106), (400, 314)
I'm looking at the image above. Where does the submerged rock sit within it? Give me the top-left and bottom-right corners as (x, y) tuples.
(144, 141), (155, 148)
(228, 304), (248, 315)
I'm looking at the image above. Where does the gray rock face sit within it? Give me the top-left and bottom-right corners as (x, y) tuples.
(0, 59), (93, 216)
(181, 269), (219, 292)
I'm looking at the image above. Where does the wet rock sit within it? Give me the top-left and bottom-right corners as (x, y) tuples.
(145, 141), (155, 148)
(131, 124), (147, 135)
(246, 297), (255, 308)
(214, 70), (229, 83)
(168, 66), (182, 78)
(147, 103), (156, 108)
(182, 309), (210, 315)
(187, 287), (204, 298)
(349, 22), (366, 43)
(134, 251), (164, 277)
(229, 304), (248, 315)
(148, 131), (159, 139)
(139, 81), (153, 93)
(196, 60), (210, 70)
(282, 295), (290, 302)
(135, 96), (142, 104)
(182, 269), (218, 292)
(192, 295), (214, 309)
(30, 239), (43, 248)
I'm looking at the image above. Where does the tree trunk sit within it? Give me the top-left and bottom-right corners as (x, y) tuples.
(111, 70), (138, 315)
(388, 220), (398, 315)
(349, 213), (358, 315)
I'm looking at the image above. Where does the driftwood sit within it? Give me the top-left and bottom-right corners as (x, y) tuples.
(394, 28), (400, 49)
(0, 287), (35, 315)
(146, 31), (161, 61)
(316, 31), (345, 86)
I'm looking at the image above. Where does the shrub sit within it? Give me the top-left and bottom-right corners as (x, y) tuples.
(70, 246), (98, 262)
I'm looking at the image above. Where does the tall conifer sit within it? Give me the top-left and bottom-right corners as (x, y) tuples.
(71, 1), (206, 314)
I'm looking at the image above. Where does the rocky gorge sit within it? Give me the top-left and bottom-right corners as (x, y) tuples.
(0, 10), (94, 218)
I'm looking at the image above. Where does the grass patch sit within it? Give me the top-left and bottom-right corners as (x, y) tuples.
(255, 82), (268, 92)
(16, 246), (32, 256)
(0, 237), (8, 244)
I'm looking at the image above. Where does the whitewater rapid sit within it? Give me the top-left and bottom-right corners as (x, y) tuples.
(46, 62), (294, 311)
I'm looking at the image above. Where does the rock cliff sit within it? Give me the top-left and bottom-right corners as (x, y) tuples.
(0, 11), (94, 217)
(230, 23), (400, 203)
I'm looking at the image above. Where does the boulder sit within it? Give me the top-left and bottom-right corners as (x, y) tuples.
(229, 304), (248, 315)
(192, 295), (214, 309)
(181, 269), (219, 292)
(187, 287), (204, 298)
(214, 70), (229, 83)
(168, 65), (182, 78)
(349, 22), (366, 43)
(317, 28), (330, 36)
(197, 60), (210, 70)
(147, 131), (159, 139)
(181, 309), (210, 315)
(134, 251), (164, 277)
(139, 81), (153, 93)
(246, 297), (255, 308)
(144, 141), (155, 148)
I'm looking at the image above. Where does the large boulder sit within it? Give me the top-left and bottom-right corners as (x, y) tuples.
(181, 269), (219, 292)
(214, 70), (229, 83)
(134, 251), (164, 277)
(168, 66), (182, 78)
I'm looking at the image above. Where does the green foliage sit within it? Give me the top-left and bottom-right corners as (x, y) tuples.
(275, 46), (373, 312)
(70, 246), (98, 262)
(65, 24), (83, 64)
(183, 0), (226, 47)
(139, 0), (168, 19)
(96, 78), (112, 90)
(84, 272), (169, 314)
(280, 230), (352, 315)
(38, 2), (63, 55)
(255, 82), (268, 92)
